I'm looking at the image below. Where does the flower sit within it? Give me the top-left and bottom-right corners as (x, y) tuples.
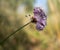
(32, 7), (47, 30)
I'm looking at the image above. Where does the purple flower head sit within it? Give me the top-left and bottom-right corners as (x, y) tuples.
(32, 7), (47, 30)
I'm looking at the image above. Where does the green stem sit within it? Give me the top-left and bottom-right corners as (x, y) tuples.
(0, 21), (31, 45)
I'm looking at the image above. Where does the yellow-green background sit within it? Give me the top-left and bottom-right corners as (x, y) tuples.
(0, 0), (60, 50)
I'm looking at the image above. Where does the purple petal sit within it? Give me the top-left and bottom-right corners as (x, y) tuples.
(36, 22), (44, 30)
(39, 19), (46, 26)
(34, 7), (47, 21)
(34, 14), (41, 21)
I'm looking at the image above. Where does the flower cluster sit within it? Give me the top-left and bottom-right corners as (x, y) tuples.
(32, 7), (47, 30)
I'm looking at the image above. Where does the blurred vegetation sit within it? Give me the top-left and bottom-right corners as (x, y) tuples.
(0, 0), (60, 50)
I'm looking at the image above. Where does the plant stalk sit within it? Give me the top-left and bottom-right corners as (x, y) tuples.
(0, 21), (31, 45)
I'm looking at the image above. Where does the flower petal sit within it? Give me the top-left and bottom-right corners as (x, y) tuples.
(36, 22), (44, 30)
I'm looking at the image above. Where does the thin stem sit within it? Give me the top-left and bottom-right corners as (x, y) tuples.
(0, 21), (31, 45)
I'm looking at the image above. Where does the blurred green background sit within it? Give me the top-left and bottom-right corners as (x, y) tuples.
(0, 0), (60, 50)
